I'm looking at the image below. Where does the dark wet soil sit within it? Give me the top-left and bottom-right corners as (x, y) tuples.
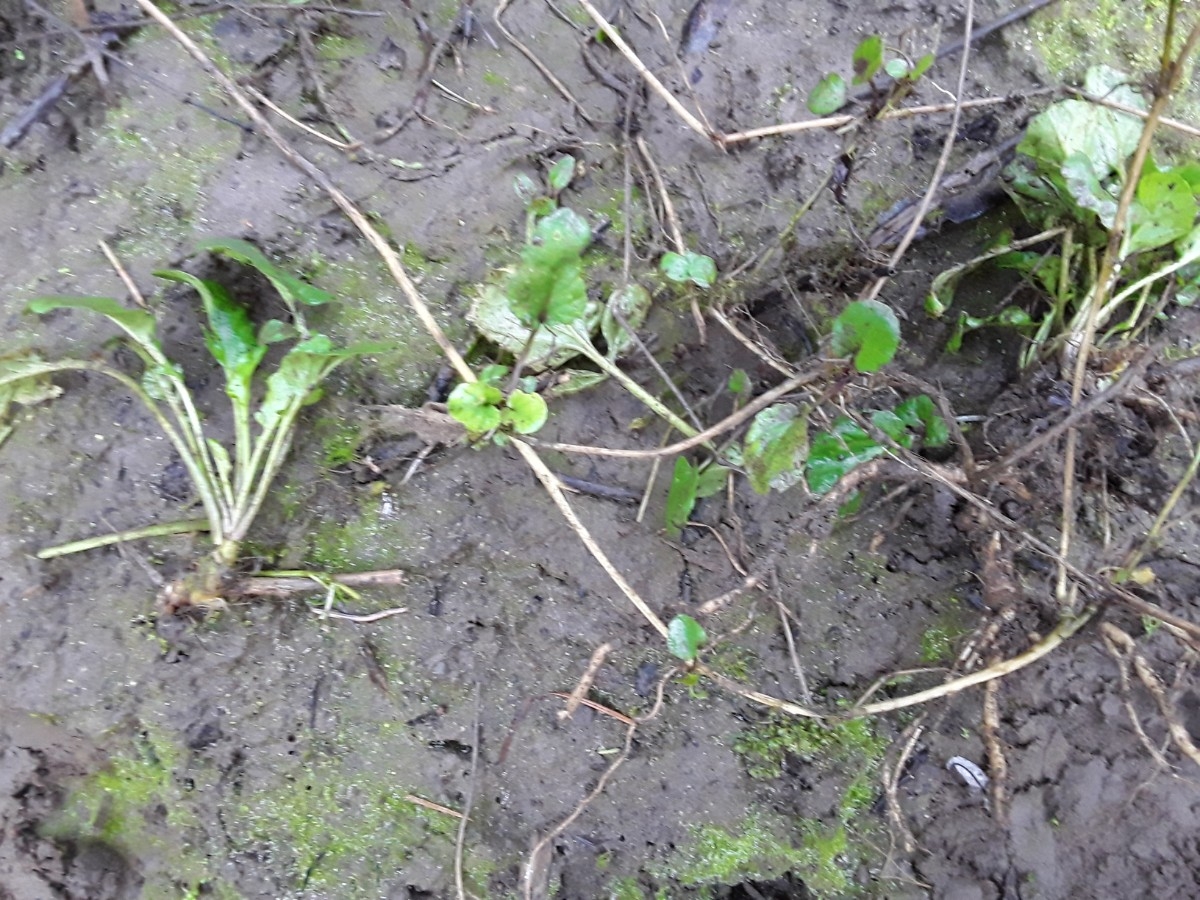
(2, 1), (1199, 899)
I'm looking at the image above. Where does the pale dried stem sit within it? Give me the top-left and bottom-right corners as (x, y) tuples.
(573, 0), (713, 141)
(557, 642), (614, 720)
(131, 0), (475, 385)
(512, 438), (669, 638)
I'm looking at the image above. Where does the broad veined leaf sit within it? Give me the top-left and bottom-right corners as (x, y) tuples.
(198, 238), (333, 308)
(1128, 168), (1198, 255)
(154, 269), (267, 413)
(533, 207), (592, 259)
(660, 251), (717, 288)
(831, 300), (900, 372)
(806, 417), (889, 494)
(743, 403), (809, 494)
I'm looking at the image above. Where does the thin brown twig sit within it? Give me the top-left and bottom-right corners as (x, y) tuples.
(981, 667), (1008, 824)
(863, 0), (975, 300)
(531, 363), (833, 459)
(245, 85), (358, 151)
(455, 683), (482, 900)
(573, 0), (713, 142)
(98, 240), (148, 307)
(496, 0), (594, 125)
(1059, 22), (1200, 612)
(405, 794), (465, 818)
(557, 642), (614, 720)
(511, 438), (670, 637)
(130, 0), (476, 386)
(521, 669), (671, 900)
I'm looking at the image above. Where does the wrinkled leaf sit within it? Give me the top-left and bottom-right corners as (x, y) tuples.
(831, 299), (900, 372)
(895, 394), (949, 447)
(660, 251), (717, 288)
(502, 390), (548, 434)
(513, 172), (540, 203)
(728, 368), (750, 397)
(667, 614), (707, 662)
(807, 72), (846, 115)
(255, 334), (383, 430)
(258, 319), (297, 344)
(1128, 168), (1198, 255)
(601, 283), (651, 358)
(198, 237), (333, 308)
(154, 269), (267, 413)
(743, 403), (809, 494)
(470, 283), (599, 371)
(695, 464), (729, 498)
(533, 207), (592, 259)
(665, 457), (699, 534)
(806, 417), (888, 494)
(543, 368), (609, 398)
(446, 381), (504, 434)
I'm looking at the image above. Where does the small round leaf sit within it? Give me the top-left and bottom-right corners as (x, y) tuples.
(831, 299), (900, 373)
(807, 73), (846, 115)
(667, 614), (708, 662)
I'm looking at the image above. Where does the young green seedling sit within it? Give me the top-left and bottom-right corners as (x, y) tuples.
(5, 243), (384, 597)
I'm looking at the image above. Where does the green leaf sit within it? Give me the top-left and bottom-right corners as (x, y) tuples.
(695, 464), (729, 499)
(884, 58), (909, 79)
(502, 390), (548, 434)
(255, 334), (383, 430)
(1128, 168), (1198, 255)
(743, 403), (809, 494)
(895, 394), (949, 447)
(197, 238), (333, 308)
(659, 251), (717, 287)
(806, 418), (887, 494)
(547, 155), (576, 193)
(667, 614), (707, 662)
(154, 269), (267, 414)
(446, 381), (504, 434)
(910, 53), (935, 79)
(665, 457), (699, 534)
(27, 296), (162, 358)
(807, 73), (846, 115)
(543, 368), (610, 397)
(258, 319), (297, 344)
(852, 34), (884, 85)
(831, 300), (900, 372)
(601, 283), (651, 358)
(534, 207), (592, 259)
(728, 369), (749, 396)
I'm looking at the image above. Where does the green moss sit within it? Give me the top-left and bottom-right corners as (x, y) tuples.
(233, 748), (474, 894)
(316, 33), (370, 62)
(314, 415), (362, 468)
(482, 69), (509, 88)
(1030, 1), (1198, 124)
(306, 491), (418, 570)
(734, 716), (887, 781)
(653, 814), (853, 896)
(44, 727), (230, 896)
(919, 597), (972, 664)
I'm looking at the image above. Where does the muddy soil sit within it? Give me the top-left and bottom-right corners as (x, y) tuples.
(2, 1), (1198, 899)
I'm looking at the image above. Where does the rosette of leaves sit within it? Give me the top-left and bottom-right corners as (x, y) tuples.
(3, 241), (384, 570)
